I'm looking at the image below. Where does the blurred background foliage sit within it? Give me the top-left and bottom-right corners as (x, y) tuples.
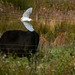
(0, 0), (75, 74)
(0, 0), (75, 47)
(0, 0), (75, 10)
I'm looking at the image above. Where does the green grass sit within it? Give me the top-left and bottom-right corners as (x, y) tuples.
(0, 44), (75, 75)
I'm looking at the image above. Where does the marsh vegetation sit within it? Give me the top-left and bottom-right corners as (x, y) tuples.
(0, 0), (75, 74)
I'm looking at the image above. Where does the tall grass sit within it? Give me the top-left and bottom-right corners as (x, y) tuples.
(0, 1), (75, 74)
(0, 2), (75, 46)
(1, 0), (75, 10)
(43, 0), (75, 11)
(0, 45), (75, 75)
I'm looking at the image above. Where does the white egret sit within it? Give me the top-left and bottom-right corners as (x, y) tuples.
(21, 8), (34, 32)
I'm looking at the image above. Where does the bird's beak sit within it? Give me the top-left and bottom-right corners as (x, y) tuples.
(31, 19), (33, 21)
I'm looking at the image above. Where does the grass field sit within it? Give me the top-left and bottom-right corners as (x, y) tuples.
(0, 44), (75, 75)
(0, 0), (75, 75)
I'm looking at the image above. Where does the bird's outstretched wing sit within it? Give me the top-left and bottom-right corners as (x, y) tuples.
(23, 22), (34, 32)
(23, 8), (32, 18)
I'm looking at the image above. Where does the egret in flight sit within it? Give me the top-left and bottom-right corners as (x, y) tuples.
(21, 8), (34, 32)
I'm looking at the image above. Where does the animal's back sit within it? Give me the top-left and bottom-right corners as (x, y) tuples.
(1, 30), (32, 44)
(0, 30), (39, 57)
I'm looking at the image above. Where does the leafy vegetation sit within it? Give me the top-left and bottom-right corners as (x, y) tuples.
(0, 44), (75, 75)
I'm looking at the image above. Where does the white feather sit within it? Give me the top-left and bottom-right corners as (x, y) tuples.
(21, 8), (32, 22)
(21, 17), (31, 22)
(23, 22), (34, 32)
(23, 8), (32, 18)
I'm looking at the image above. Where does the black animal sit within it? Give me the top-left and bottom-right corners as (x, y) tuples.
(0, 30), (39, 62)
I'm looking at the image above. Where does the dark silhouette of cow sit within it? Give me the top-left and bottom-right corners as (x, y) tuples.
(0, 30), (39, 62)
